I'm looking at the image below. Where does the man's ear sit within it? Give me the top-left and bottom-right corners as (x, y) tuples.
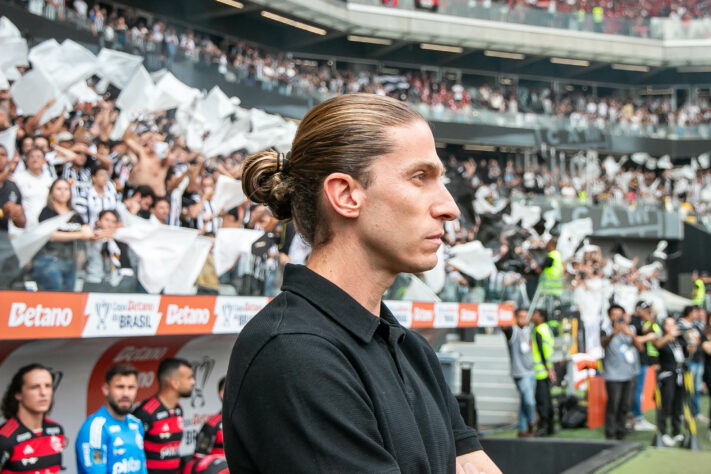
(322, 173), (365, 219)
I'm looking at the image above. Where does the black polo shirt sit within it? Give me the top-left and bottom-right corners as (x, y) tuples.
(223, 264), (481, 474)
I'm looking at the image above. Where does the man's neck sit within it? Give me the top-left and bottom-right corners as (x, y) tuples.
(307, 241), (395, 317)
(16, 408), (44, 431)
(157, 390), (179, 410)
(29, 169), (42, 178)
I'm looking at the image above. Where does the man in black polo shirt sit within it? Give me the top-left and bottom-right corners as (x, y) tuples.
(223, 94), (499, 473)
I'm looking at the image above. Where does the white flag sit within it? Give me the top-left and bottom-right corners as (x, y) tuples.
(213, 228), (263, 277)
(11, 211), (75, 267)
(212, 174), (247, 214)
(557, 218), (593, 261)
(164, 236), (214, 294)
(96, 48), (144, 88)
(0, 125), (17, 159)
(114, 219), (199, 294)
(448, 240), (496, 280)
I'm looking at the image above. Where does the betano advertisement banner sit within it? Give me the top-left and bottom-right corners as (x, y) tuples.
(0, 291), (513, 339)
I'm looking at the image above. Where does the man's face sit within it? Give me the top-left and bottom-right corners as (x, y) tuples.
(515, 310), (528, 328)
(175, 365), (195, 398)
(103, 374), (138, 416)
(16, 369), (53, 416)
(97, 212), (118, 230)
(609, 308), (625, 323)
(92, 168), (109, 188)
(34, 137), (50, 153)
(21, 137), (34, 155)
(139, 195), (153, 211)
(354, 120), (459, 275)
(74, 152), (87, 167)
(153, 201), (170, 222)
(26, 150), (45, 174)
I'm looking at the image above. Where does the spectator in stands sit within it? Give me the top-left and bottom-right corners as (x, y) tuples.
(150, 196), (171, 224)
(12, 148), (53, 228)
(84, 209), (137, 293)
(678, 305), (707, 421)
(132, 358), (195, 474)
(0, 144), (26, 232)
(503, 308), (537, 437)
(0, 364), (65, 474)
(600, 304), (642, 440)
(32, 178), (93, 291)
(654, 316), (685, 446)
(123, 185), (156, 219)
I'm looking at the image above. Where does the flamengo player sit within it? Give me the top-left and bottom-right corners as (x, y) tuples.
(0, 364), (64, 474)
(132, 359), (194, 474)
(193, 378), (225, 458)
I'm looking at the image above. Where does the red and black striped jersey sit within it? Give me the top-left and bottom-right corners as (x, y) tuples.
(182, 455), (228, 474)
(194, 413), (223, 457)
(132, 396), (184, 474)
(0, 417), (64, 474)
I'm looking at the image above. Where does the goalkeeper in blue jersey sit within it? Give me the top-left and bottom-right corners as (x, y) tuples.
(75, 364), (147, 474)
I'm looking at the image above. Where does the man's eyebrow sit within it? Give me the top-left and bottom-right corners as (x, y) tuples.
(403, 161), (445, 175)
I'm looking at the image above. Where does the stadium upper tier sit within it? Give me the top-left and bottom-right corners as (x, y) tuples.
(352, 0), (711, 39)
(8, 0), (711, 143)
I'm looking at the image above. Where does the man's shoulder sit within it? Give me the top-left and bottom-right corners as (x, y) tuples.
(0, 418), (21, 442)
(240, 291), (341, 342)
(132, 395), (161, 417)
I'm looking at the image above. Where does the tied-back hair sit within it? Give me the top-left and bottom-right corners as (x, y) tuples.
(241, 93), (424, 246)
(1, 363), (53, 420)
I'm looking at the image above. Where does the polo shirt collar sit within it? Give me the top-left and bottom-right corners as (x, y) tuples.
(281, 264), (386, 344)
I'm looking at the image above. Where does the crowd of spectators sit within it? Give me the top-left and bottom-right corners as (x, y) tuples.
(19, 0), (711, 137)
(3, 3), (711, 305)
(491, 0), (711, 21)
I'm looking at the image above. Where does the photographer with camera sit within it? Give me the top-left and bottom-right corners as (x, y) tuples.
(600, 304), (642, 440)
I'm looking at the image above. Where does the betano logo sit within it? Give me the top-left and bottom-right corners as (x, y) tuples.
(412, 306), (434, 322)
(165, 304), (210, 325)
(8, 303), (72, 328)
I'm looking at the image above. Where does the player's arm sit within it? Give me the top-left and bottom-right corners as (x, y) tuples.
(194, 422), (216, 458)
(75, 417), (108, 473)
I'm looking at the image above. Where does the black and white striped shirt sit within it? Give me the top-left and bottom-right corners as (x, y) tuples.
(74, 182), (119, 227)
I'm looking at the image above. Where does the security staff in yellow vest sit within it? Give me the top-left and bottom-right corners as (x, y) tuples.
(538, 238), (563, 297)
(531, 309), (555, 436)
(691, 271), (707, 308)
(629, 301), (660, 431)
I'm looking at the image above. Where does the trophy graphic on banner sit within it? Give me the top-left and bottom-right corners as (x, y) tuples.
(190, 356), (215, 408)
